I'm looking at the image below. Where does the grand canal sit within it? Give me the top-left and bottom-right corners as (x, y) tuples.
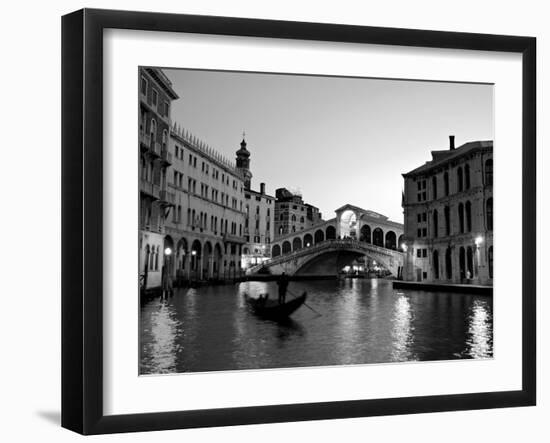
(139, 279), (493, 374)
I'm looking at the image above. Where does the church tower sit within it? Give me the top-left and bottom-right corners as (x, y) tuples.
(235, 135), (253, 189)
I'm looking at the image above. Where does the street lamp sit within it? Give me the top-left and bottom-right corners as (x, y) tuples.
(164, 247), (172, 256)
(475, 236), (483, 248)
(401, 243), (407, 252)
(306, 242), (311, 247)
(191, 250), (197, 281)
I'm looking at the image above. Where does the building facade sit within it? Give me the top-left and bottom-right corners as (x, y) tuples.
(274, 188), (323, 239)
(401, 136), (493, 285)
(234, 138), (276, 270)
(139, 69), (253, 292)
(242, 183), (275, 269)
(163, 129), (248, 285)
(139, 68), (179, 291)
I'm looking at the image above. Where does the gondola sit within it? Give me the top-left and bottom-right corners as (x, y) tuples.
(244, 291), (307, 320)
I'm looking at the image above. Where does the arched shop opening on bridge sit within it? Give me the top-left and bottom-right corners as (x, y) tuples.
(339, 209), (358, 239)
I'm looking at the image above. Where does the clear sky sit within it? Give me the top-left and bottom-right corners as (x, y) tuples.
(163, 68), (493, 222)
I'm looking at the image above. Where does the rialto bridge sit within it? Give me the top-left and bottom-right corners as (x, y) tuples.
(250, 204), (405, 277)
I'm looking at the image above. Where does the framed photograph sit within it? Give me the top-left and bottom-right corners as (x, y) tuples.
(62, 8), (536, 435)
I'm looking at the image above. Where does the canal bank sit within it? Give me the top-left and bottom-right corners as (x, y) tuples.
(392, 280), (493, 295)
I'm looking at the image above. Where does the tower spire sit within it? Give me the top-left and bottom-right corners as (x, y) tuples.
(235, 134), (252, 189)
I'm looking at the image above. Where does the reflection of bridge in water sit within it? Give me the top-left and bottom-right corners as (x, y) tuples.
(252, 204), (405, 277)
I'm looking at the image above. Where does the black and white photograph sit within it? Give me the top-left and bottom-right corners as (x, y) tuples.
(138, 67), (494, 375)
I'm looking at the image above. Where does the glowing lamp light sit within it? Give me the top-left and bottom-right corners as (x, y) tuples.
(191, 250), (197, 256)
(401, 243), (407, 252)
(164, 247), (172, 256)
(306, 243), (311, 247)
(475, 236), (484, 247)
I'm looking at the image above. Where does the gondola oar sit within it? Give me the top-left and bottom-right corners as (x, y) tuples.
(287, 288), (322, 316)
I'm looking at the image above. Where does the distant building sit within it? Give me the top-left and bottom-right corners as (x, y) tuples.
(401, 136), (493, 285)
(234, 138), (276, 270)
(274, 188), (323, 239)
(242, 182), (275, 269)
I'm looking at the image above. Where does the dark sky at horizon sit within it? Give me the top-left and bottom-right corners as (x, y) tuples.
(164, 68), (493, 222)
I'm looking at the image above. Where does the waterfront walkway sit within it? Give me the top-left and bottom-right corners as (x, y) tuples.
(393, 280), (493, 295)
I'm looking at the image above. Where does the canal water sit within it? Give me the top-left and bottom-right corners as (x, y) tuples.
(139, 279), (493, 375)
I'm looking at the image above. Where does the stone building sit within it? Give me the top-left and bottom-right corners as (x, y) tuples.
(139, 68), (252, 292)
(163, 129), (248, 285)
(139, 67), (179, 291)
(274, 188), (323, 239)
(232, 137), (276, 270)
(242, 182), (275, 270)
(401, 136), (493, 285)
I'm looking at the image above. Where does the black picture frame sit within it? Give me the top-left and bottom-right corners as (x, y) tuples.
(62, 8), (536, 435)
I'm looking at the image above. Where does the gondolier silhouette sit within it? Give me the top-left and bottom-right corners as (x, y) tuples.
(277, 272), (290, 304)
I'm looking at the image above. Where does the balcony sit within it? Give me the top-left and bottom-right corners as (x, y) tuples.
(160, 146), (173, 165)
(223, 233), (247, 244)
(140, 179), (160, 199)
(149, 141), (161, 156)
(139, 132), (151, 150)
(159, 190), (176, 206)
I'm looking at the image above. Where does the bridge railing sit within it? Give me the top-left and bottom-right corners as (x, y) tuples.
(248, 239), (402, 273)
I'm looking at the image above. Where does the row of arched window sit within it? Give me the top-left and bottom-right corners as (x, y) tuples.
(429, 158), (493, 201)
(271, 225), (403, 257)
(143, 245), (160, 271)
(140, 112), (169, 150)
(279, 213), (306, 223)
(184, 208), (242, 236)
(432, 245), (493, 280)
(431, 197), (493, 238)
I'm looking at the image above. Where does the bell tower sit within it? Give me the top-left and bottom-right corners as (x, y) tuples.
(235, 134), (253, 189)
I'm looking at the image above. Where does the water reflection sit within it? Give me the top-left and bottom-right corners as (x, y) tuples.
(465, 299), (493, 359)
(390, 295), (415, 362)
(140, 279), (493, 374)
(140, 300), (182, 373)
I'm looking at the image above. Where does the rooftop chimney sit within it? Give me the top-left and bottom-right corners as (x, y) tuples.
(260, 183), (266, 194)
(449, 135), (455, 150)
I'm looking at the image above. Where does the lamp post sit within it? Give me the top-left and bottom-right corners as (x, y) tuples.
(191, 250), (197, 282)
(474, 236), (484, 280)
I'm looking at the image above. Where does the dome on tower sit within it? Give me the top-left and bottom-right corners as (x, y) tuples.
(236, 138), (250, 157)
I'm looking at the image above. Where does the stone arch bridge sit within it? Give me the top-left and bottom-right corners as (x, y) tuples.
(249, 238), (404, 277)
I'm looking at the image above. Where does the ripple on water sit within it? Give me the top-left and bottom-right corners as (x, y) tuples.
(139, 279), (493, 374)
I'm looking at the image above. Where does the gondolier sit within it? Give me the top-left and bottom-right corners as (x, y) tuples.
(277, 272), (290, 304)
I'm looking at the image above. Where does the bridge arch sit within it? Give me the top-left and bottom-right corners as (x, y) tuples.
(326, 225), (336, 240)
(282, 241), (292, 254)
(292, 237), (302, 251)
(272, 244), (281, 257)
(373, 228), (384, 247)
(385, 231), (397, 250)
(304, 233), (313, 247)
(314, 229), (325, 244)
(289, 240), (402, 277)
(360, 224), (371, 243)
